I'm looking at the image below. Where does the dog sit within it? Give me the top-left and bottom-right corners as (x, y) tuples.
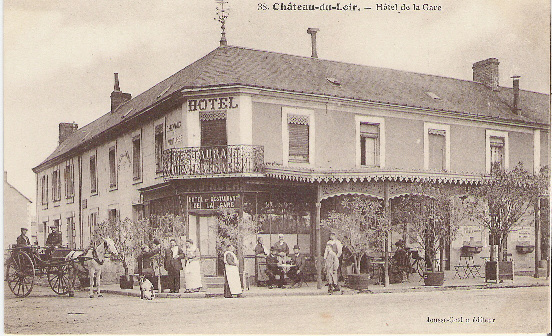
(139, 276), (155, 300)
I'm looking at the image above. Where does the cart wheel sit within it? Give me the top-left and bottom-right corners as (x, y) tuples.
(48, 264), (72, 295)
(6, 252), (35, 298)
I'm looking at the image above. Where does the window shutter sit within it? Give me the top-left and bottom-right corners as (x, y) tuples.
(201, 118), (227, 147)
(429, 132), (446, 171)
(289, 123), (309, 162)
(360, 123), (379, 166)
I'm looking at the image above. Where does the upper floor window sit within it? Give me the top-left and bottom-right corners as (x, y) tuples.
(486, 130), (509, 173)
(424, 123), (450, 171)
(200, 111), (227, 147)
(132, 134), (142, 181)
(64, 160), (74, 200)
(360, 123), (380, 167)
(282, 107), (315, 165)
(52, 167), (61, 202)
(109, 145), (117, 189)
(41, 175), (49, 206)
(356, 115), (385, 168)
(90, 154), (98, 194)
(490, 136), (505, 171)
(155, 124), (164, 173)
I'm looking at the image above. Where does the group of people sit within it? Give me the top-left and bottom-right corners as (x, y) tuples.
(136, 238), (202, 294)
(255, 234), (307, 289)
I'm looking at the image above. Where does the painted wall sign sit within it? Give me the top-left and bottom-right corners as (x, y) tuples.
(188, 194), (239, 210)
(187, 97), (238, 112)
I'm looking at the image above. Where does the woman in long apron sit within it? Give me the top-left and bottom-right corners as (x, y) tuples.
(184, 239), (202, 292)
(223, 244), (243, 298)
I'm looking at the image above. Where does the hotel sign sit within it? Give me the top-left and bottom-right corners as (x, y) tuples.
(187, 97), (238, 111)
(188, 194), (240, 210)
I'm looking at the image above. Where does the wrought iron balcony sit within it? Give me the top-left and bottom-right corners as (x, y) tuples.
(162, 145), (265, 179)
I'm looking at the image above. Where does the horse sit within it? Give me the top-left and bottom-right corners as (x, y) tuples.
(66, 237), (119, 298)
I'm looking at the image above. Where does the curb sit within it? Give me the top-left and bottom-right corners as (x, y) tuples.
(100, 282), (549, 299)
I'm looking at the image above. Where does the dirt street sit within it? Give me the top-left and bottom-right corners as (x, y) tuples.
(4, 284), (550, 334)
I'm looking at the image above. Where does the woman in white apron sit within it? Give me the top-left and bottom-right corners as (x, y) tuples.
(184, 239), (202, 292)
(223, 244), (243, 298)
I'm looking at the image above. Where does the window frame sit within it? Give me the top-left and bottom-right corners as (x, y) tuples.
(423, 122), (450, 171)
(154, 123), (165, 174)
(64, 159), (74, 202)
(486, 130), (509, 173)
(355, 115), (385, 168)
(90, 153), (98, 195)
(282, 107), (315, 166)
(108, 144), (117, 190)
(41, 174), (49, 208)
(132, 133), (143, 182)
(52, 166), (61, 203)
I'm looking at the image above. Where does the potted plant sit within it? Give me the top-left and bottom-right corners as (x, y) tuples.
(466, 163), (549, 282)
(323, 195), (386, 290)
(393, 183), (462, 286)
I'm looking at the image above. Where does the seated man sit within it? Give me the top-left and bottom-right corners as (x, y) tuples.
(16, 227), (31, 247)
(265, 247), (285, 289)
(46, 226), (62, 247)
(287, 245), (306, 287)
(45, 226), (63, 259)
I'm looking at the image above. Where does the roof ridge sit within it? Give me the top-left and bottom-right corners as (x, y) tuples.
(224, 45), (550, 95)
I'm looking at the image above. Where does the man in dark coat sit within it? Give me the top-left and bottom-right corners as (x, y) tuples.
(266, 246), (285, 288)
(46, 226), (62, 247)
(16, 228), (31, 247)
(164, 238), (185, 293)
(287, 245), (306, 287)
(392, 239), (410, 282)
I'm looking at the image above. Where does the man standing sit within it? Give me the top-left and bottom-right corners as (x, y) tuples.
(287, 245), (306, 287)
(164, 238), (185, 293)
(272, 234), (289, 255)
(16, 228), (30, 247)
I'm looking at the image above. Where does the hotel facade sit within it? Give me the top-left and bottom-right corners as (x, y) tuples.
(33, 35), (550, 279)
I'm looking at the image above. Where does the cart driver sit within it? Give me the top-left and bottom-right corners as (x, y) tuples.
(16, 227), (31, 247)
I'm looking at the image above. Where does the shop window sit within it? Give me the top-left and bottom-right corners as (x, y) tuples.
(109, 146), (117, 189)
(200, 111), (227, 147)
(90, 155), (97, 194)
(155, 124), (164, 173)
(360, 123), (380, 167)
(132, 135), (142, 180)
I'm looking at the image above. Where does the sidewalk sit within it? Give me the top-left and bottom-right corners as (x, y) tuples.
(100, 271), (550, 298)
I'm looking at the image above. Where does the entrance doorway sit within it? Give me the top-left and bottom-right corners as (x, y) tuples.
(188, 213), (219, 276)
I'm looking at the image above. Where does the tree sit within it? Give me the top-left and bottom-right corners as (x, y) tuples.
(392, 183), (463, 272)
(323, 195), (386, 275)
(93, 218), (150, 277)
(466, 163), (549, 262)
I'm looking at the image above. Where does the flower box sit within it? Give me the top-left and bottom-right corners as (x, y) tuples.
(461, 245), (482, 256)
(516, 245), (535, 254)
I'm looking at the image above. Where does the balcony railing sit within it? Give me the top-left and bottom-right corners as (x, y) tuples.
(163, 145), (265, 179)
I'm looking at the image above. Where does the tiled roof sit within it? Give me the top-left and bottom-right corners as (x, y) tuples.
(34, 45), (550, 172)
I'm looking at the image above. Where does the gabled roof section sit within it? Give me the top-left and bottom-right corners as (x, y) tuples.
(34, 45), (550, 172)
(4, 181), (32, 203)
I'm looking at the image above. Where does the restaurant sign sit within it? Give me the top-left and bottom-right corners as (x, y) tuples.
(188, 194), (240, 210)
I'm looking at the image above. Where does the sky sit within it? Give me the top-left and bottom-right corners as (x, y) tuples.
(2, 0), (551, 204)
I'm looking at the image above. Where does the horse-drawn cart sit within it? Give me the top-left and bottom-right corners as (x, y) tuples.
(5, 245), (74, 297)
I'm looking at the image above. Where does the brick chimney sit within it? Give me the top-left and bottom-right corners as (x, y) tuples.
(110, 73), (132, 112)
(59, 122), (78, 145)
(307, 28), (320, 58)
(472, 58), (500, 90)
(512, 75), (521, 114)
